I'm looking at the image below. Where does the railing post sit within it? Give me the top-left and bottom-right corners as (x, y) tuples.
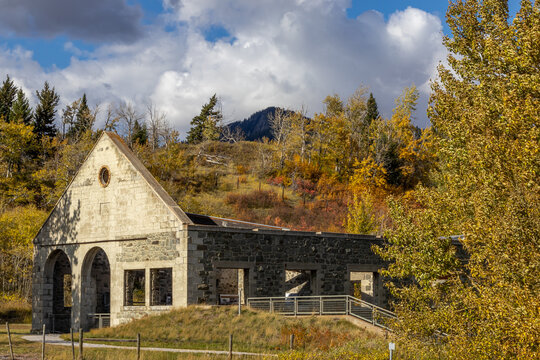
(372, 308), (376, 325)
(294, 297), (298, 316)
(99, 315), (103, 329)
(319, 296), (323, 315)
(270, 298), (274, 313)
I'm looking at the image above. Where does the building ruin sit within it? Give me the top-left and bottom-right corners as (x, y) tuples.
(32, 132), (387, 332)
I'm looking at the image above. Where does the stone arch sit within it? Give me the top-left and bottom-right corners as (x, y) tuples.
(43, 249), (72, 333)
(80, 247), (110, 330)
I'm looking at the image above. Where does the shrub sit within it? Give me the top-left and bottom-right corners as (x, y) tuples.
(225, 190), (279, 209)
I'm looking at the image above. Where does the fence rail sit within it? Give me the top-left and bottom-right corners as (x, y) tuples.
(88, 313), (111, 329)
(247, 295), (396, 331)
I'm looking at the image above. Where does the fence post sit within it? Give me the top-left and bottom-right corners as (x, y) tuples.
(79, 328), (84, 360)
(270, 298), (274, 313)
(137, 333), (141, 360)
(71, 328), (75, 360)
(99, 315), (103, 329)
(289, 334), (295, 350)
(294, 297), (298, 317)
(228, 333), (233, 360)
(372, 308), (376, 326)
(41, 324), (46, 360)
(6, 322), (14, 360)
(319, 297), (323, 315)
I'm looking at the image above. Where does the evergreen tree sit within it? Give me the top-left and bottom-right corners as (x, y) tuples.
(364, 93), (379, 125)
(186, 94), (222, 144)
(10, 89), (33, 125)
(33, 82), (59, 138)
(131, 119), (148, 145)
(66, 94), (94, 140)
(0, 75), (18, 122)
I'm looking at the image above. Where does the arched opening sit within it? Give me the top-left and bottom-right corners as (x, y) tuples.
(81, 247), (110, 330)
(44, 250), (72, 333)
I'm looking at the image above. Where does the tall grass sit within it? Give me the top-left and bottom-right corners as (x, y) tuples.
(84, 306), (378, 354)
(0, 298), (32, 323)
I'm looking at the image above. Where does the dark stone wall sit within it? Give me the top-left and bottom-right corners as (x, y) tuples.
(187, 227), (386, 305)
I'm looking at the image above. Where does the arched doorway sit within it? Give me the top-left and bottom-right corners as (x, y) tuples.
(44, 250), (72, 333)
(81, 247), (110, 330)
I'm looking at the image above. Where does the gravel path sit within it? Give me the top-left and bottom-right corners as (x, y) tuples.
(22, 334), (275, 357)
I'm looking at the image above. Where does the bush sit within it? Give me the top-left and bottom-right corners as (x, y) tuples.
(226, 190), (279, 209)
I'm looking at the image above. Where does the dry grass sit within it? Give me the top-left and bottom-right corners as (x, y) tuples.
(79, 306), (379, 354)
(0, 324), (260, 359)
(0, 300), (32, 323)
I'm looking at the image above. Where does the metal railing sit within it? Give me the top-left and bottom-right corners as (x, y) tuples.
(88, 313), (111, 329)
(247, 295), (396, 331)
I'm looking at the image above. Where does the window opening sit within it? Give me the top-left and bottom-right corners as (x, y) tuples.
(63, 274), (72, 307)
(216, 268), (248, 305)
(124, 269), (145, 306)
(349, 271), (375, 302)
(150, 268), (173, 305)
(99, 166), (111, 187)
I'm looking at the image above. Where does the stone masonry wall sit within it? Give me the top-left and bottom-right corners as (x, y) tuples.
(32, 133), (190, 332)
(186, 226), (386, 305)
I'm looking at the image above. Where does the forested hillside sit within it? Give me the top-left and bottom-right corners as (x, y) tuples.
(0, 80), (431, 301)
(226, 106), (290, 141)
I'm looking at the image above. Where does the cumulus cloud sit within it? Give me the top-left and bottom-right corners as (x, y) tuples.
(0, 0), (143, 43)
(0, 1), (446, 136)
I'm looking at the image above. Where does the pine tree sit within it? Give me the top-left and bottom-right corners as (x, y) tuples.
(364, 93), (379, 125)
(10, 89), (33, 125)
(131, 119), (148, 145)
(0, 75), (18, 122)
(66, 94), (94, 140)
(186, 94), (222, 144)
(33, 82), (59, 138)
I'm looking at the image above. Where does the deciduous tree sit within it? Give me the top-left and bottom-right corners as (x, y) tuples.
(376, 1), (540, 358)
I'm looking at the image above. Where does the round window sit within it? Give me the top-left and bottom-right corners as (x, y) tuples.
(99, 166), (111, 187)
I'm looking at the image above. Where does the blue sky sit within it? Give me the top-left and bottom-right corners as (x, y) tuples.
(0, 0), (524, 132)
(2, 0), (454, 70)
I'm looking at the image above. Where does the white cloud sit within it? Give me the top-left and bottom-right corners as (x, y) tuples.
(0, 2), (446, 136)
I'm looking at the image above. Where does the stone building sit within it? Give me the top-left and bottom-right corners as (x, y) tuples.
(32, 132), (387, 333)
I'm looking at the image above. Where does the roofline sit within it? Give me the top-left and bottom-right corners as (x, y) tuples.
(185, 212), (289, 230)
(33, 131), (194, 244)
(186, 223), (384, 240)
(105, 132), (193, 225)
